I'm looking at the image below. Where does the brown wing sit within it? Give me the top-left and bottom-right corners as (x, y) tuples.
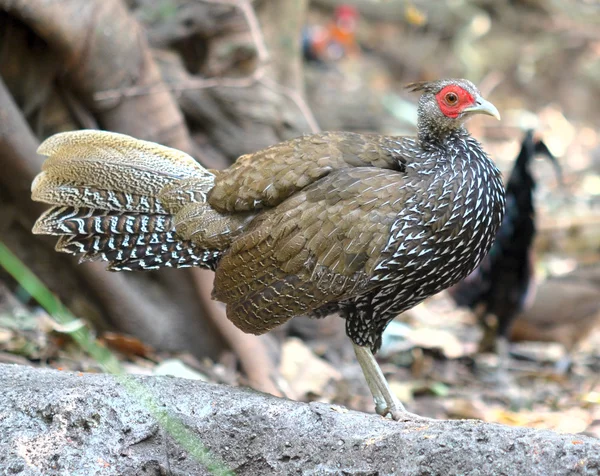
(213, 167), (410, 335)
(208, 131), (412, 213)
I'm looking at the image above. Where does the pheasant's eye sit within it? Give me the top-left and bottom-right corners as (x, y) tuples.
(445, 92), (458, 105)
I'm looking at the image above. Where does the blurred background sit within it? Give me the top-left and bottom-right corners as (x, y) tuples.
(0, 0), (599, 433)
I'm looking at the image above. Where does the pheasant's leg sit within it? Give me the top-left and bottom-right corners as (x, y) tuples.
(353, 343), (406, 420)
(495, 335), (528, 407)
(495, 335), (511, 383)
(554, 353), (572, 375)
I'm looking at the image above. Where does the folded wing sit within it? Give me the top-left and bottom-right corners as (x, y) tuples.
(213, 167), (410, 334)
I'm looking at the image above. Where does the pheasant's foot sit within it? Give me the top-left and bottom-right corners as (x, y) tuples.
(353, 343), (426, 422)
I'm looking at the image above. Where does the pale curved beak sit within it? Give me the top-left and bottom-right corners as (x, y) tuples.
(463, 97), (501, 121)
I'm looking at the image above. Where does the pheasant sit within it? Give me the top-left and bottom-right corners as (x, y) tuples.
(31, 78), (504, 420)
(303, 4), (360, 63)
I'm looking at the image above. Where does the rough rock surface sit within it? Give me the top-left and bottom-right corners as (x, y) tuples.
(0, 364), (598, 475)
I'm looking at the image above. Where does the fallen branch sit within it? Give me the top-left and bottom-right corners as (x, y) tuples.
(1, 363), (599, 475)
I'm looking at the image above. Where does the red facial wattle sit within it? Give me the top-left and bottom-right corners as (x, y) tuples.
(435, 85), (475, 118)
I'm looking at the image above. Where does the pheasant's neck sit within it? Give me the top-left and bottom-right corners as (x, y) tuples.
(417, 123), (469, 148)
(405, 130), (490, 176)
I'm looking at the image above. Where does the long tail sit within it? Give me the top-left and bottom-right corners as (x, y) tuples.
(31, 130), (221, 271)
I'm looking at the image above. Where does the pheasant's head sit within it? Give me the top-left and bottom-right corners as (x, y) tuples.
(407, 78), (500, 143)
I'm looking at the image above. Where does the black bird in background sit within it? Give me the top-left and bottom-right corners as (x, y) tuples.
(449, 130), (560, 369)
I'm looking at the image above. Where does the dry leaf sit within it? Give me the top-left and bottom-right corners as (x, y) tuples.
(280, 338), (342, 398)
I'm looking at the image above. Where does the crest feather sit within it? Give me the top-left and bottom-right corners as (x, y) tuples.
(405, 81), (438, 93)
(405, 78), (479, 96)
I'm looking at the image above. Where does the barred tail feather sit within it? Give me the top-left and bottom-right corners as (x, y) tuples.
(33, 207), (175, 236)
(31, 130), (221, 271)
(55, 231), (220, 271)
